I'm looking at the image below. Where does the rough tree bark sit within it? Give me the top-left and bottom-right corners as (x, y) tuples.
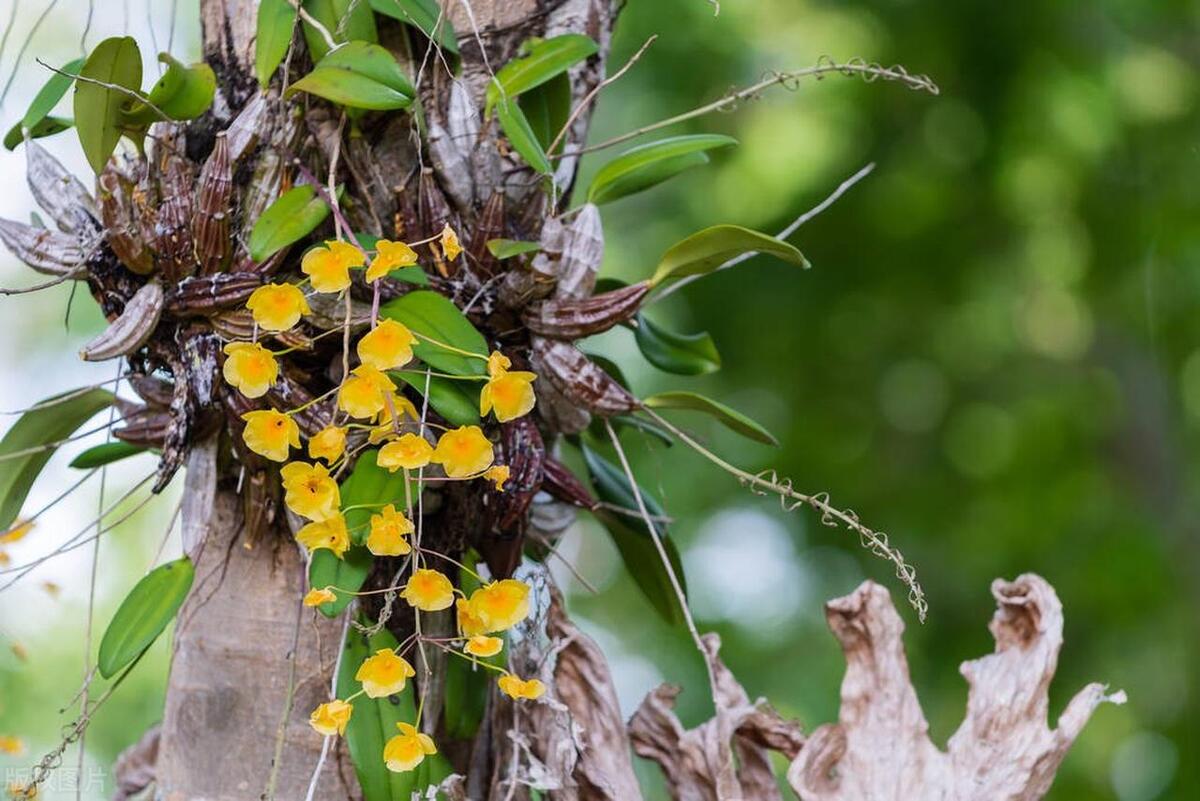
(145, 2), (620, 799)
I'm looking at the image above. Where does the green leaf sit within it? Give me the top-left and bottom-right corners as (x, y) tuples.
(486, 238), (540, 259)
(338, 625), (417, 801)
(587, 134), (737, 205)
(311, 450), (415, 618)
(97, 557), (194, 678)
(256, 0), (298, 87)
(486, 34), (597, 110)
(124, 54), (215, 125)
(643, 391), (778, 446)
(69, 441), (148, 469)
(74, 36), (142, 174)
(393, 370), (481, 426)
(339, 449), (417, 547)
(650, 224), (809, 286)
(369, 0), (458, 54)
(248, 184), (331, 262)
(634, 312), (721, 376)
(4, 57), (83, 151)
(288, 41), (414, 110)
(0, 388), (113, 531)
(495, 93), (552, 175)
(379, 290), (488, 376)
(519, 72), (571, 150)
(302, 0), (379, 63)
(581, 443), (687, 625)
(4, 115), (73, 151)
(309, 546), (374, 617)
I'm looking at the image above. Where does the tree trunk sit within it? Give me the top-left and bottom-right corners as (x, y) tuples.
(152, 2), (618, 798)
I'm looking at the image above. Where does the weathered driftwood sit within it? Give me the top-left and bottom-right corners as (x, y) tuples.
(629, 574), (1123, 801)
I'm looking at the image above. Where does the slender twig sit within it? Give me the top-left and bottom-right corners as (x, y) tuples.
(76, 361), (121, 801)
(554, 60), (939, 160)
(653, 162), (876, 302)
(0, 420), (120, 463)
(603, 419), (717, 695)
(547, 35), (658, 156)
(0, 0), (60, 111)
(289, 0), (338, 52)
(36, 59), (172, 123)
(0, 270), (84, 295)
(303, 608), (354, 801)
(642, 408), (927, 621)
(264, 595), (306, 801)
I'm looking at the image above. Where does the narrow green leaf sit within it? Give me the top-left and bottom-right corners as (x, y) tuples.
(256, 0), (298, 87)
(98, 557), (194, 678)
(310, 450), (414, 617)
(379, 291), (488, 377)
(634, 312), (721, 376)
(3, 115), (73, 151)
(302, 0), (379, 62)
(339, 449), (417, 547)
(495, 93), (552, 174)
(369, 0), (458, 54)
(0, 388), (113, 531)
(393, 370), (482, 426)
(4, 57), (83, 151)
(70, 441), (148, 469)
(519, 72), (571, 150)
(650, 224), (809, 286)
(338, 625), (417, 801)
(74, 36), (142, 174)
(123, 54), (215, 125)
(486, 34), (597, 109)
(288, 41), (414, 110)
(587, 134), (737, 205)
(248, 184), (331, 263)
(582, 443), (687, 626)
(390, 265), (430, 285)
(309, 546), (374, 617)
(644, 391), (778, 446)
(486, 239), (540, 259)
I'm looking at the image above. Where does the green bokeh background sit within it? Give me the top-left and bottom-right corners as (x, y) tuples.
(1, 1), (1197, 799)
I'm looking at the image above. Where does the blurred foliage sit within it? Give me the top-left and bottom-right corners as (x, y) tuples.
(1, 0), (1197, 799)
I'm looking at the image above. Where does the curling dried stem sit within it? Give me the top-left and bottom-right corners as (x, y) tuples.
(556, 59), (938, 160)
(642, 408), (928, 622)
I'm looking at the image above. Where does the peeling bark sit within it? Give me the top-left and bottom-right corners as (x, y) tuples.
(628, 575), (1120, 801)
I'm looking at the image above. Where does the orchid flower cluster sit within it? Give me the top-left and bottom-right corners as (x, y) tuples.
(220, 225), (542, 774)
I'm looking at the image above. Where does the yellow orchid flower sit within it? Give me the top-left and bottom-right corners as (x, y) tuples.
(456, 598), (487, 638)
(366, 504), (414, 556)
(377, 433), (433, 471)
(366, 239), (418, 282)
(498, 674), (545, 701)
(357, 319), (416, 371)
(245, 283), (310, 331)
(241, 410), (300, 462)
(469, 579), (530, 632)
(0, 519), (33, 545)
(295, 515), (350, 559)
(308, 425), (347, 464)
(308, 699), (353, 736)
(484, 465), (510, 491)
(480, 370), (537, 422)
(301, 240), (364, 293)
(439, 224), (462, 262)
(355, 649), (415, 698)
(222, 342), (279, 399)
(303, 587), (337, 607)
(338, 364), (393, 419)
(464, 635), (503, 658)
(431, 425), (494, 478)
(383, 722), (437, 773)
(401, 568), (455, 611)
(281, 461), (341, 521)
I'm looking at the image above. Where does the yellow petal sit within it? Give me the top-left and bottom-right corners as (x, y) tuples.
(431, 426), (494, 478)
(246, 283), (310, 331)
